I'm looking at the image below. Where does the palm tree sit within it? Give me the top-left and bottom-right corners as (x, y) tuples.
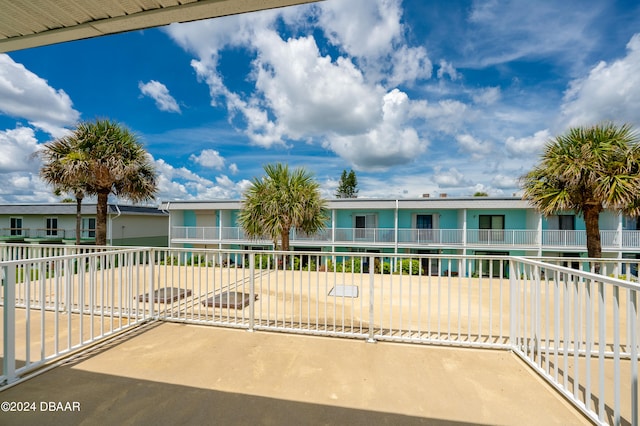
(40, 119), (158, 246)
(238, 163), (328, 252)
(40, 135), (90, 245)
(521, 122), (640, 268)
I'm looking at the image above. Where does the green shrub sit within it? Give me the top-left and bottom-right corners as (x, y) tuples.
(255, 254), (275, 269)
(397, 259), (423, 275)
(292, 256), (317, 271)
(160, 256), (179, 266)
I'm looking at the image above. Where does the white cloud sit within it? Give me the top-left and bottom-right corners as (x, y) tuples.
(505, 129), (551, 157)
(0, 172), (57, 203)
(189, 149), (226, 169)
(229, 163), (239, 175)
(463, 0), (602, 70)
(560, 33), (640, 128)
(472, 86), (501, 105)
(163, 2), (434, 171)
(323, 89), (427, 169)
(437, 60), (459, 81)
(433, 167), (469, 188)
(491, 174), (518, 190)
(139, 80), (181, 113)
(456, 134), (492, 158)
(388, 46), (432, 86)
(411, 99), (470, 134)
(0, 127), (40, 173)
(318, 0), (403, 61)
(0, 54), (79, 136)
(317, 0), (432, 86)
(252, 33), (382, 139)
(152, 156), (249, 201)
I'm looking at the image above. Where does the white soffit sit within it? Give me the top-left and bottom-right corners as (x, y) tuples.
(0, 0), (321, 53)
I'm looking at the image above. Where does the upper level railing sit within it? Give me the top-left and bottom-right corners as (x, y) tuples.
(0, 228), (30, 237)
(0, 228), (96, 240)
(171, 226), (640, 249)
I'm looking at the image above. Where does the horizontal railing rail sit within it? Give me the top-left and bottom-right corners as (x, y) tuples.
(0, 228), (29, 238)
(29, 228), (67, 239)
(1, 244), (637, 425)
(170, 226), (640, 250)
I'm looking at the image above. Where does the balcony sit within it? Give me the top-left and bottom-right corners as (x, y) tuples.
(0, 228), (29, 242)
(171, 226), (640, 250)
(1, 228), (96, 244)
(0, 245), (637, 424)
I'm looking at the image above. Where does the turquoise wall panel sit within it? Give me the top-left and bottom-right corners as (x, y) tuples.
(183, 211), (196, 227)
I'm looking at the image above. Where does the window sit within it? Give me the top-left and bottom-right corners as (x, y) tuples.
(479, 215), (504, 242)
(547, 214), (575, 245)
(46, 217), (58, 236)
(416, 214), (433, 229)
(416, 214), (434, 242)
(354, 214), (376, 240)
(547, 214), (575, 230)
(559, 215), (575, 230)
(10, 217), (22, 236)
(82, 218), (96, 238)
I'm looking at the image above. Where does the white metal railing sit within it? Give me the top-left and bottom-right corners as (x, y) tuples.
(1, 244), (637, 425)
(291, 228), (332, 241)
(510, 258), (639, 426)
(0, 228), (29, 238)
(622, 230), (640, 248)
(1, 247), (155, 385)
(170, 226), (640, 250)
(542, 230), (587, 247)
(333, 228), (396, 244)
(466, 229), (540, 246)
(396, 228), (464, 245)
(0, 244), (114, 262)
(172, 226), (219, 240)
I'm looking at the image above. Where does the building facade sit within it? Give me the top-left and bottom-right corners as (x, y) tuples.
(160, 197), (640, 273)
(0, 203), (169, 246)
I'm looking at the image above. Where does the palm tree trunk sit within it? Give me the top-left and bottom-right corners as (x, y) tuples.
(75, 194), (83, 245)
(281, 229), (290, 252)
(280, 228), (291, 269)
(96, 191), (109, 246)
(584, 205), (602, 273)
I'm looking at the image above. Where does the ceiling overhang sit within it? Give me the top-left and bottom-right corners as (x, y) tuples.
(0, 0), (321, 53)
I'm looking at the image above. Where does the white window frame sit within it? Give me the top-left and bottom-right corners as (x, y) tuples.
(10, 217), (23, 236)
(45, 217), (58, 236)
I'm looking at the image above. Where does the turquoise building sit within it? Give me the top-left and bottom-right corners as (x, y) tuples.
(160, 196), (640, 275)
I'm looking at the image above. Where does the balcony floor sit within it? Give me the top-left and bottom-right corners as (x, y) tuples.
(1, 322), (589, 425)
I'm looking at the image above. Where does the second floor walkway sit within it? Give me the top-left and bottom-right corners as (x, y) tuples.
(171, 225), (640, 251)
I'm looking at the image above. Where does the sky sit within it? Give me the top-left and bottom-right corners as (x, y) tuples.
(1, 0), (640, 204)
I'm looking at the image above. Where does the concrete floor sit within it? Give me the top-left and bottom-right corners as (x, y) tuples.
(0, 321), (590, 425)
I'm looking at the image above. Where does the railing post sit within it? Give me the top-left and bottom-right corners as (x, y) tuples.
(629, 288), (638, 426)
(509, 259), (517, 350)
(3, 264), (16, 384)
(65, 255), (72, 311)
(248, 252), (255, 332)
(367, 255), (376, 343)
(148, 248), (155, 319)
(533, 264), (541, 357)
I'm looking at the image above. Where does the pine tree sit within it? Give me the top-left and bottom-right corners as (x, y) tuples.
(335, 169), (359, 198)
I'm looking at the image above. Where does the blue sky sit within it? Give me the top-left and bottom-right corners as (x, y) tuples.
(1, 0), (640, 203)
